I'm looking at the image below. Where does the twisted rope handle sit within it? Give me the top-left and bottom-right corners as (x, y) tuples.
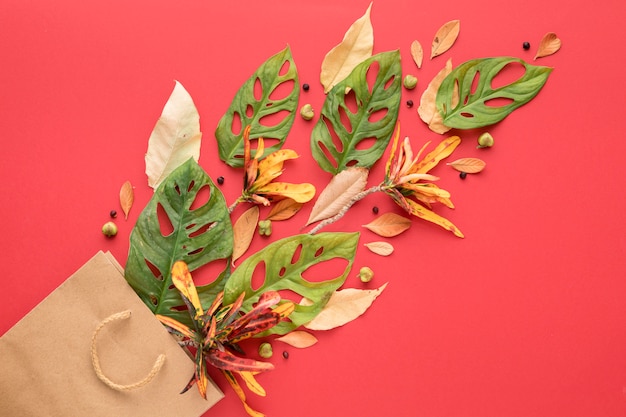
(91, 310), (166, 391)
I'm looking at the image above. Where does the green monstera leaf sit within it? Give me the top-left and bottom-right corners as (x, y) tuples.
(311, 50), (402, 175)
(436, 57), (552, 129)
(125, 158), (233, 326)
(223, 232), (359, 335)
(215, 46), (299, 167)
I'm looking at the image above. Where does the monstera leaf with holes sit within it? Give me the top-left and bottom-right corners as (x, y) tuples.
(125, 158), (233, 326)
(436, 57), (553, 129)
(215, 46), (299, 168)
(311, 50), (402, 175)
(223, 232), (359, 335)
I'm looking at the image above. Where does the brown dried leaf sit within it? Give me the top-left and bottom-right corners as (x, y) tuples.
(410, 40), (423, 68)
(119, 180), (134, 220)
(362, 212), (411, 237)
(364, 241), (394, 256)
(302, 283), (388, 331)
(306, 167), (369, 226)
(418, 59), (454, 134)
(431, 20), (460, 59)
(275, 331), (318, 348)
(266, 198), (303, 221)
(232, 206), (259, 264)
(447, 158), (486, 173)
(534, 32), (561, 60)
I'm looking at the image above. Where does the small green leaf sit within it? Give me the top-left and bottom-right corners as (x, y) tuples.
(311, 50), (402, 175)
(215, 46), (299, 167)
(436, 57), (552, 129)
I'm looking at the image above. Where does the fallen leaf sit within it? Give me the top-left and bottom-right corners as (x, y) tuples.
(320, 2), (374, 93)
(362, 212), (411, 237)
(364, 241), (394, 256)
(266, 198), (303, 221)
(119, 180), (134, 219)
(302, 283), (388, 331)
(275, 331), (318, 348)
(431, 20), (460, 59)
(306, 167), (369, 226)
(418, 59), (454, 134)
(410, 40), (423, 68)
(232, 206), (259, 264)
(145, 81), (202, 190)
(447, 157), (486, 173)
(534, 32), (561, 60)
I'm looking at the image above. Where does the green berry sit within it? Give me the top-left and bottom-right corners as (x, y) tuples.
(258, 342), (273, 359)
(403, 75), (418, 90)
(358, 266), (374, 283)
(102, 221), (118, 237)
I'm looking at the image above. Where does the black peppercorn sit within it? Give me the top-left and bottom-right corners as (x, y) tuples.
(523, 41), (531, 50)
(302, 83), (310, 91)
(459, 172), (467, 179)
(372, 206), (379, 214)
(282, 351), (289, 359)
(217, 176), (224, 185)
(406, 99), (414, 108)
(110, 210), (117, 218)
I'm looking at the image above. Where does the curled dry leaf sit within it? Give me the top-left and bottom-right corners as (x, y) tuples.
(364, 241), (394, 256)
(275, 331), (318, 348)
(410, 40), (423, 68)
(418, 59), (454, 134)
(431, 20), (460, 59)
(535, 32), (561, 60)
(119, 180), (134, 220)
(302, 283), (388, 331)
(447, 158), (486, 173)
(232, 206), (260, 265)
(266, 198), (303, 221)
(320, 2), (374, 93)
(362, 212), (411, 237)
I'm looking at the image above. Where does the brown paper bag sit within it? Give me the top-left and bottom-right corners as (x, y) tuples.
(0, 251), (223, 416)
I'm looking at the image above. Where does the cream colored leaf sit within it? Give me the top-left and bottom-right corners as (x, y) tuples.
(447, 157), (486, 173)
(275, 331), (318, 348)
(410, 40), (423, 68)
(302, 283), (388, 331)
(431, 20), (460, 59)
(364, 241), (394, 256)
(145, 80), (202, 190)
(119, 180), (134, 220)
(534, 32), (561, 60)
(266, 198), (303, 221)
(418, 59), (454, 134)
(362, 212), (411, 237)
(320, 2), (374, 94)
(306, 167), (369, 226)
(232, 206), (259, 264)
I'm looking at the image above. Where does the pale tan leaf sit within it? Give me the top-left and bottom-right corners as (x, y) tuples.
(145, 80), (202, 190)
(418, 59), (454, 134)
(362, 212), (411, 237)
(364, 241), (394, 256)
(275, 331), (318, 348)
(266, 198), (303, 221)
(431, 20), (460, 59)
(534, 32), (561, 60)
(410, 40), (423, 68)
(306, 167), (369, 226)
(320, 2), (374, 93)
(447, 157), (486, 173)
(232, 206), (259, 264)
(119, 180), (134, 220)
(302, 283), (388, 331)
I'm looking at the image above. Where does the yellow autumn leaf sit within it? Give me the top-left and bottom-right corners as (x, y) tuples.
(418, 59), (453, 134)
(403, 198), (464, 238)
(254, 182), (316, 203)
(362, 212), (412, 237)
(275, 330), (318, 348)
(320, 2), (374, 93)
(265, 198), (303, 221)
(431, 20), (460, 59)
(232, 206), (259, 264)
(446, 157), (486, 173)
(239, 371), (266, 397)
(410, 40), (423, 68)
(119, 180), (134, 220)
(170, 261), (204, 319)
(535, 32), (561, 60)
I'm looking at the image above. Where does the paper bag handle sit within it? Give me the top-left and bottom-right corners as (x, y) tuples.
(91, 310), (166, 391)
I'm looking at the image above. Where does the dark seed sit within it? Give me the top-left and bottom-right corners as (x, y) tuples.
(302, 83), (310, 91)
(372, 206), (379, 214)
(282, 351), (289, 359)
(459, 172), (467, 179)
(406, 99), (414, 108)
(523, 41), (531, 50)
(217, 176), (225, 185)
(110, 210), (117, 218)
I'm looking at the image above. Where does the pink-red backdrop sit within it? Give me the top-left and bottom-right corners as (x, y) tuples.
(2, 1), (626, 416)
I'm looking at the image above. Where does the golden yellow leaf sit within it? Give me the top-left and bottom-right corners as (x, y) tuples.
(119, 180), (134, 220)
(431, 20), (460, 59)
(232, 206), (259, 264)
(239, 371), (266, 397)
(254, 182), (316, 204)
(266, 198), (303, 221)
(275, 331), (318, 348)
(320, 2), (374, 93)
(171, 261), (204, 318)
(362, 212), (411, 237)
(446, 157), (486, 173)
(534, 32), (561, 60)
(364, 241), (394, 256)
(418, 59), (453, 134)
(410, 40), (423, 68)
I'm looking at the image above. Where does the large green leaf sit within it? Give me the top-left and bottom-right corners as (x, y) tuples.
(125, 158), (233, 326)
(436, 57), (552, 129)
(215, 46), (299, 167)
(311, 50), (402, 175)
(223, 232), (359, 335)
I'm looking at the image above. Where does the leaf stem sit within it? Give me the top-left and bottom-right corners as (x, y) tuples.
(228, 199), (241, 214)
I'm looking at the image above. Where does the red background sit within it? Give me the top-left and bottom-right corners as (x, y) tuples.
(2, 1), (626, 416)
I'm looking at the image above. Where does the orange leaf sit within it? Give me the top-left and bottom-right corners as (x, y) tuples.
(446, 157), (486, 173)
(232, 206), (259, 264)
(364, 241), (394, 256)
(266, 198), (303, 221)
(362, 212), (411, 237)
(410, 40), (423, 68)
(119, 180), (134, 220)
(171, 261), (204, 318)
(275, 331), (318, 348)
(535, 32), (561, 60)
(431, 20), (460, 59)
(418, 59), (454, 134)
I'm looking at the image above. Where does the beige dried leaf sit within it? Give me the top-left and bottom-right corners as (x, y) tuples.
(534, 32), (561, 60)
(275, 331), (318, 348)
(266, 198), (303, 221)
(431, 20), (460, 59)
(362, 212), (412, 237)
(418, 59), (453, 134)
(119, 180), (134, 220)
(232, 206), (259, 264)
(410, 40), (424, 68)
(306, 167), (369, 226)
(320, 2), (374, 93)
(447, 158), (486, 173)
(302, 283), (388, 331)
(364, 241), (394, 256)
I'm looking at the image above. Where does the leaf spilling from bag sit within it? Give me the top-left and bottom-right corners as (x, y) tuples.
(233, 206), (260, 264)
(362, 212), (412, 237)
(275, 331), (318, 348)
(119, 180), (134, 219)
(447, 158), (486, 173)
(418, 59), (454, 134)
(410, 40), (423, 68)
(364, 241), (394, 256)
(431, 20), (460, 59)
(266, 198), (303, 221)
(535, 32), (561, 60)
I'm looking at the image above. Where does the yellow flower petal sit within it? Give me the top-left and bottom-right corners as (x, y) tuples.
(255, 182), (316, 203)
(403, 198), (464, 238)
(412, 135), (461, 174)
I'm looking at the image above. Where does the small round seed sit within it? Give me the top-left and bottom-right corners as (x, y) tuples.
(523, 41), (531, 50)
(217, 176), (224, 185)
(372, 206), (379, 214)
(110, 210), (117, 218)
(460, 172), (467, 179)
(302, 83), (310, 91)
(282, 351), (289, 359)
(406, 99), (414, 108)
